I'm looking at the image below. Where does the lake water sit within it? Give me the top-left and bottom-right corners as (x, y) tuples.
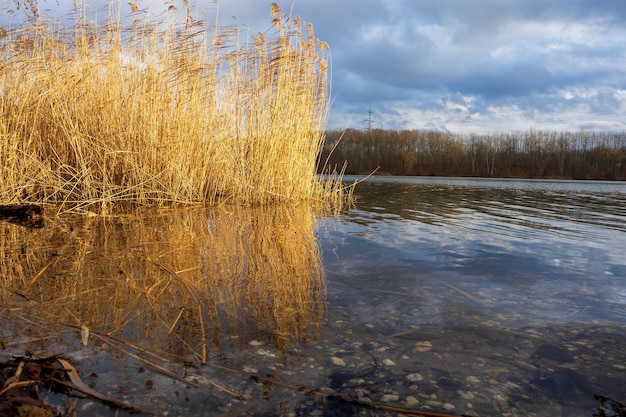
(328, 176), (626, 329)
(317, 176), (626, 417)
(1, 176), (625, 416)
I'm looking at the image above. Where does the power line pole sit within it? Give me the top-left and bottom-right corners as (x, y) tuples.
(362, 109), (374, 131)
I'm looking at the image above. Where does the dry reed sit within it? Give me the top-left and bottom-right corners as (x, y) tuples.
(0, 1), (345, 213)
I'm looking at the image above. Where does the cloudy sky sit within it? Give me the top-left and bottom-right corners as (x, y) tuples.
(6, 0), (626, 133)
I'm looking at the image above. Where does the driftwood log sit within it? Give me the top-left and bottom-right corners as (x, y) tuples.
(0, 204), (44, 228)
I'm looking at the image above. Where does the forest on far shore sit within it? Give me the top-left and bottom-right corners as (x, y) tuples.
(319, 128), (626, 180)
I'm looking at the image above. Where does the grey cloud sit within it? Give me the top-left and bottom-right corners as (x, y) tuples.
(4, 0), (625, 133)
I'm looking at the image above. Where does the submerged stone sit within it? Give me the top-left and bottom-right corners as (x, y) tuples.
(532, 343), (575, 364)
(330, 357), (346, 367)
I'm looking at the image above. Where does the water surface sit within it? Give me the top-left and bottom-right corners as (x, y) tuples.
(1, 177), (625, 416)
(316, 176), (626, 416)
(328, 176), (626, 327)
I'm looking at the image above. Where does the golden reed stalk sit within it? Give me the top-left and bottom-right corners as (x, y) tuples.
(0, 2), (345, 213)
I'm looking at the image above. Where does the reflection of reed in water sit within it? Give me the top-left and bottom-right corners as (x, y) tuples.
(0, 205), (325, 362)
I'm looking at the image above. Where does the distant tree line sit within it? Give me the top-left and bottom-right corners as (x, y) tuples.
(319, 128), (626, 180)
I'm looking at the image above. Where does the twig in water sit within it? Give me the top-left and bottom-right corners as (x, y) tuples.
(444, 283), (482, 303)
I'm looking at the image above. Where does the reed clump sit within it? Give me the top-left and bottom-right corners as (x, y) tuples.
(0, 2), (343, 213)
